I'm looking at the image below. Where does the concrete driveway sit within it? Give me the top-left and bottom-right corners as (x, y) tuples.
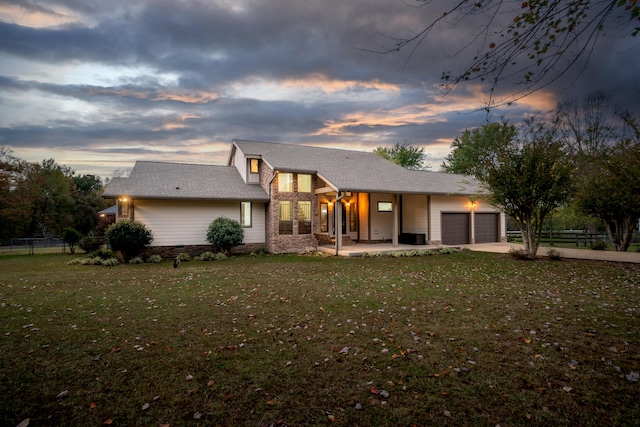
(465, 242), (640, 264)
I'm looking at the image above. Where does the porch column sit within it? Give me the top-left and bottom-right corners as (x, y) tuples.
(392, 194), (399, 247)
(335, 200), (342, 253)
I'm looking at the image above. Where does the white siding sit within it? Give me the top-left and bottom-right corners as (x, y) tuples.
(134, 199), (265, 246)
(401, 194), (428, 236)
(233, 147), (248, 183)
(369, 193), (394, 241)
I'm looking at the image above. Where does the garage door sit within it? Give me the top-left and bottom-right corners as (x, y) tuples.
(441, 213), (470, 245)
(474, 213), (499, 243)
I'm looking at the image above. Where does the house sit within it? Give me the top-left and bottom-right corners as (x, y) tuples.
(102, 140), (506, 255)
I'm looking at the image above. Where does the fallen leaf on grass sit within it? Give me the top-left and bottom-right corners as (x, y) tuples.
(142, 402), (150, 410)
(327, 414), (336, 422)
(563, 386), (572, 392)
(103, 419), (113, 425)
(444, 410), (451, 417)
(370, 387), (380, 395)
(193, 412), (203, 420)
(56, 390), (69, 398)
(207, 380), (215, 387)
(90, 402), (97, 409)
(16, 419), (29, 427)
(185, 374), (193, 381)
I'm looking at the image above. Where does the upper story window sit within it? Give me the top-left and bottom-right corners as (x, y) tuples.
(298, 174), (312, 192)
(278, 172), (293, 192)
(247, 159), (260, 184)
(250, 159), (259, 174)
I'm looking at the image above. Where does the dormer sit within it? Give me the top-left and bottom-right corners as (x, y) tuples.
(228, 140), (263, 184)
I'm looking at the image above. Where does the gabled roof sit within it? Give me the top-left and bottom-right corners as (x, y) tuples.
(103, 161), (268, 201)
(231, 139), (481, 195)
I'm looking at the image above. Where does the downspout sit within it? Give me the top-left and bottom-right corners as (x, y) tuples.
(335, 191), (345, 256)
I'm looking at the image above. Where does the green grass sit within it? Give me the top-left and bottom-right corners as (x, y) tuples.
(1, 252), (639, 426)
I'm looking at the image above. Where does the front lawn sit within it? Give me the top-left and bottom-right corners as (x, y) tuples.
(1, 252), (638, 426)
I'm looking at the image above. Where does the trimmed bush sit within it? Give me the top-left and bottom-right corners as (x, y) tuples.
(62, 227), (82, 254)
(590, 241), (608, 251)
(90, 248), (117, 260)
(146, 254), (162, 263)
(79, 234), (103, 253)
(129, 257), (144, 264)
(105, 220), (153, 261)
(176, 252), (192, 262)
(196, 251), (227, 261)
(206, 217), (244, 254)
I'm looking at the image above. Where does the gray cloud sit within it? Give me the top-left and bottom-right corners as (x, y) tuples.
(0, 0), (638, 177)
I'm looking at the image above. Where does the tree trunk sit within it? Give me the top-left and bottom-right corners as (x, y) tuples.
(605, 217), (638, 251)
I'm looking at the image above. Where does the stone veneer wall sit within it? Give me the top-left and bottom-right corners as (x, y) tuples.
(140, 242), (264, 259)
(259, 163), (318, 253)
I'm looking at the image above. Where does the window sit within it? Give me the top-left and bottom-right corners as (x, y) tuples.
(298, 174), (312, 192)
(279, 201), (293, 235)
(377, 201), (393, 212)
(118, 197), (132, 219)
(250, 159), (259, 174)
(278, 173), (293, 192)
(320, 203), (328, 232)
(298, 201), (312, 234)
(240, 202), (252, 227)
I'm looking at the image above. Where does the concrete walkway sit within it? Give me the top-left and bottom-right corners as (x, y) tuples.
(463, 242), (640, 264)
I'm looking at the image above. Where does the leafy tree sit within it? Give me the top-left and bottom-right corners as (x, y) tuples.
(379, 0), (639, 106)
(105, 220), (153, 261)
(373, 141), (430, 170)
(574, 138), (640, 251)
(555, 92), (640, 251)
(206, 217), (244, 254)
(11, 159), (75, 237)
(443, 120), (574, 257)
(72, 174), (109, 235)
(61, 227), (82, 254)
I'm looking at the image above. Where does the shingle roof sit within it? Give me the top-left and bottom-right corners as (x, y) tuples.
(232, 140), (481, 195)
(102, 161), (268, 201)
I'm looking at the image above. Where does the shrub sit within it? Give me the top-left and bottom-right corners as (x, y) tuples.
(590, 241), (608, 251)
(439, 247), (461, 254)
(105, 220), (153, 261)
(546, 248), (563, 261)
(195, 251), (227, 261)
(129, 257), (144, 264)
(90, 248), (117, 260)
(176, 252), (192, 262)
(79, 234), (103, 253)
(206, 217), (244, 254)
(251, 246), (269, 256)
(508, 247), (535, 260)
(101, 257), (119, 266)
(62, 227), (82, 254)
(146, 254), (162, 263)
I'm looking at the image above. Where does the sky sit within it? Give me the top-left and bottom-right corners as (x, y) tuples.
(1, 0), (639, 179)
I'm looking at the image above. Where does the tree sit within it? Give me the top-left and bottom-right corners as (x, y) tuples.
(61, 227), (82, 254)
(105, 220), (153, 261)
(71, 174), (109, 235)
(443, 120), (574, 257)
(373, 141), (430, 170)
(206, 217), (244, 254)
(555, 92), (640, 251)
(379, 0), (639, 106)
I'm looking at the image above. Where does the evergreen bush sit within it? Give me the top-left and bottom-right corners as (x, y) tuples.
(206, 217), (244, 254)
(105, 220), (153, 261)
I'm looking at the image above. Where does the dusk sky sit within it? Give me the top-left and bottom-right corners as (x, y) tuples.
(1, 0), (639, 178)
